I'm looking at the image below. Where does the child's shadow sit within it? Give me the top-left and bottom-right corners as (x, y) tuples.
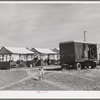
(32, 78), (39, 81)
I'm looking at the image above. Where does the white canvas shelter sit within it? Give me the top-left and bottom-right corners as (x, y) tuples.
(34, 48), (57, 54)
(4, 47), (34, 54)
(51, 48), (59, 53)
(51, 48), (60, 60)
(31, 48), (58, 61)
(0, 47), (34, 61)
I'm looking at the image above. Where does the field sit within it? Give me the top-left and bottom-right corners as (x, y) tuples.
(0, 65), (100, 90)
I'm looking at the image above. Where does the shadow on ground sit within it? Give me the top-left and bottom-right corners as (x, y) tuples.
(32, 78), (39, 81)
(44, 68), (62, 71)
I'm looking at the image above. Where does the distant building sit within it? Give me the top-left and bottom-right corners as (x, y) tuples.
(51, 48), (60, 62)
(51, 48), (59, 53)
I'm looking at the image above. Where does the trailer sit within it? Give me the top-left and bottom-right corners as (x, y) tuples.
(59, 41), (97, 70)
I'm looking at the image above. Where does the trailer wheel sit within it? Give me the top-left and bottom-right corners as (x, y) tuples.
(91, 62), (97, 69)
(62, 66), (66, 70)
(81, 63), (85, 69)
(61, 64), (69, 70)
(63, 66), (67, 70)
(76, 63), (81, 70)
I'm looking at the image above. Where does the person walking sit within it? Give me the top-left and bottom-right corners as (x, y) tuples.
(38, 66), (44, 81)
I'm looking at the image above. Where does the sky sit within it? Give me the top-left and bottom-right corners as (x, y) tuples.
(0, 3), (100, 48)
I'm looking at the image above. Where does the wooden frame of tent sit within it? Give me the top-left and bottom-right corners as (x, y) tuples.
(0, 54), (34, 62)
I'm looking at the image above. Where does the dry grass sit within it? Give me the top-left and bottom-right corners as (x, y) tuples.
(1, 66), (100, 91)
(0, 69), (28, 88)
(3, 78), (60, 90)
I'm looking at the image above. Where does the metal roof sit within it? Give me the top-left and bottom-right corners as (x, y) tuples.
(34, 48), (57, 54)
(60, 40), (97, 45)
(2, 47), (34, 54)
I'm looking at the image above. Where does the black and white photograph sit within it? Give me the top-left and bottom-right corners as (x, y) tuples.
(0, 2), (100, 97)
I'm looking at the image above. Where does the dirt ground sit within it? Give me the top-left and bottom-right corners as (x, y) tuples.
(1, 65), (100, 91)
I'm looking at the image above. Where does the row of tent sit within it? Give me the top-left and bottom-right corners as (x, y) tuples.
(0, 47), (59, 69)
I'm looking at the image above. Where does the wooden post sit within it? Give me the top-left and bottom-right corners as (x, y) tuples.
(57, 54), (59, 65)
(47, 54), (50, 65)
(31, 55), (32, 60)
(9, 54), (11, 61)
(24, 54), (28, 67)
(0, 55), (1, 62)
(32, 54), (35, 67)
(1, 55), (2, 62)
(27, 55), (28, 61)
(2, 55), (4, 62)
(6, 54), (7, 62)
(19, 55), (20, 61)
(24, 55), (25, 61)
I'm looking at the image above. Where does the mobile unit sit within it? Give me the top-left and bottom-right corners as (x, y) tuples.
(59, 41), (97, 70)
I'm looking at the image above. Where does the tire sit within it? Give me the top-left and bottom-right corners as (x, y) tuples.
(91, 62), (97, 69)
(81, 63), (85, 69)
(76, 63), (81, 70)
(84, 62), (90, 69)
(63, 66), (67, 70)
(61, 64), (68, 70)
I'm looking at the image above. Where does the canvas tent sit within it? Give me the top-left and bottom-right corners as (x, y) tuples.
(51, 48), (59, 53)
(51, 48), (60, 64)
(31, 48), (58, 66)
(0, 47), (34, 69)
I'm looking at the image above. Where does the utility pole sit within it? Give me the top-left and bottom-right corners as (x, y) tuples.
(84, 31), (87, 42)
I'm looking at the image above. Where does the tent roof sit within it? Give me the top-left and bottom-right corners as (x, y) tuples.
(52, 48), (59, 53)
(34, 48), (57, 54)
(56, 48), (59, 50)
(52, 48), (59, 51)
(0, 47), (34, 54)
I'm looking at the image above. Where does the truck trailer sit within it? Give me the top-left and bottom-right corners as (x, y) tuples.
(59, 41), (97, 70)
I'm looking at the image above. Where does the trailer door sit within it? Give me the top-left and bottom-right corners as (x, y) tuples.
(75, 43), (84, 62)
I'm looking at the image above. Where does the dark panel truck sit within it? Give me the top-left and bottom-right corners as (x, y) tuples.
(59, 41), (97, 70)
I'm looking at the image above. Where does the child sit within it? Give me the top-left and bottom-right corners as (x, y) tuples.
(38, 66), (44, 80)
